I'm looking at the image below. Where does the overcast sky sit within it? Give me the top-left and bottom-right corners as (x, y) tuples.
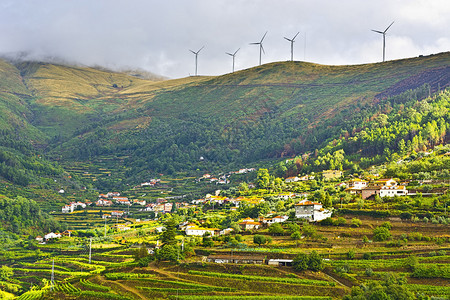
(0, 0), (449, 78)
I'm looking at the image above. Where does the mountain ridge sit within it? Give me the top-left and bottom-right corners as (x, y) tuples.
(0, 52), (449, 183)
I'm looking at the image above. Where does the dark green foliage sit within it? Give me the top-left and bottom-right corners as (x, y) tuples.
(343, 273), (414, 300)
(372, 226), (392, 242)
(157, 244), (179, 261)
(268, 223), (285, 236)
(0, 195), (63, 234)
(293, 253), (309, 271)
(160, 218), (177, 246)
(253, 234), (267, 246)
(308, 250), (323, 271)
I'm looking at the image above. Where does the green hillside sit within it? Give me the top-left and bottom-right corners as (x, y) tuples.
(0, 53), (449, 184)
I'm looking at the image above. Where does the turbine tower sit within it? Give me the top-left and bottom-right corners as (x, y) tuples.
(225, 48), (240, 73)
(189, 46), (204, 76)
(250, 31), (267, 66)
(284, 32), (300, 61)
(371, 21), (394, 62)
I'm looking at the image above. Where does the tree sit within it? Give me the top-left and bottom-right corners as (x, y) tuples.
(157, 244), (178, 261)
(253, 234), (267, 246)
(373, 226), (392, 241)
(308, 250), (323, 271)
(0, 266), (13, 281)
(291, 231), (302, 246)
(268, 223), (285, 236)
(351, 218), (362, 227)
(202, 232), (214, 248)
(160, 218), (177, 246)
(293, 253), (308, 271)
(256, 168), (270, 189)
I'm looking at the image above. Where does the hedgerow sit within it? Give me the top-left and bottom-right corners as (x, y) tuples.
(80, 278), (111, 291)
(187, 270), (335, 286)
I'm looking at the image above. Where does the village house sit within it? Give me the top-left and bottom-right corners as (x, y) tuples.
(185, 224), (219, 236)
(35, 236), (44, 243)
(107, 192), (121, 197)
(61, 201), (86, 213)
(111, 211), (124, 218)
(114, 197), (131, 205)
(294, 200), (332, 222)
(102, 213), (111, 219)
(96, 199), (113, 206)
(239, 218), (261, 230)
(345, 179), (368, 194)
(133, 199), (146, 206)
(62, 230), (73, 237)
(285, 176), (300, 183)
(323, 170), (343, 181)
(44, 232), (61, 241)
(360, 179), (408, 199)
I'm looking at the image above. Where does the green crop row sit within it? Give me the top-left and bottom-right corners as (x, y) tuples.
(16, 290), (45, 300)
(132, 278), (232, 289)
(104, 272), (154, 280)
(80, 278), (111, 292)
(77, 290), (132, 300)
(138, 286), (234, 293)
(186, 271), (335, 287)
(169, 296), (332, 300)
(52, 282), (81, 294)
(20, 262), (72, 272)
(407, 284), (450, 297)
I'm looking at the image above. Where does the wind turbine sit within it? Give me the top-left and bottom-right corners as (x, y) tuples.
(284, 32), (300, 61)
(371, 21), (394, 62)
(225, 48), (240, 73)
(250, 31), (267, 66)
(189, 46), (204, 76)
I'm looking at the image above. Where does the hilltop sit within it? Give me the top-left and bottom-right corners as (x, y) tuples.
(0, 52), (449, 184)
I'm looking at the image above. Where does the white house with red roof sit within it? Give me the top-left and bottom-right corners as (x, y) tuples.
(294, 200), (332, 222)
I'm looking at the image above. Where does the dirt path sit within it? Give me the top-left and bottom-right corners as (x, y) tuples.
(93, 274), (148, 300)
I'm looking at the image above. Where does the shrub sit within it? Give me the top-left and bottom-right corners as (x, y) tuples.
(365, 268), (374, 276)
(293, 253), (308, 271)
(350, 218), (362, 227)
(373, 226), (392, 241)
(347, 249), (355, 259)
(308, 250), (323, 271)
(253, 234), (267, 246)
(380, 221), (392, 230)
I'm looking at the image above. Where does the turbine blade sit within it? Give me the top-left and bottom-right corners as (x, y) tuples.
(260, 31), (268, 43)
(261, 44), (265, 54)
(384, 21), (394, 33)
(284, 37), (292, 41)
(293, 31), (300, 40)
(189, 50), (196, 54)
(371, 29), (383, 34)
(250, 42), (259, 45)
(226, 52), (233, 56)
(233, 48), (240, 55)
(198, 46), (205, 53)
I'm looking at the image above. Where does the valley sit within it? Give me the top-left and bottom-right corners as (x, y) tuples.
(0, 53), (449, 299)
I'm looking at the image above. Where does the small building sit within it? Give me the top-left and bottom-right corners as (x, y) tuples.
(239, 219), (261, 230)
(111, 210), (124, 217)
(285, 176), (300, 183)
(207, 254), (265, 264)
(44, 232), (61, 241)
(185, 225), (219, 236)
(379, 185), (408, 197)
(322, 170), (343, 181)
(268, 259), (293, 266)
(35, 236), (44, 243)
(294, 200), (332, 222)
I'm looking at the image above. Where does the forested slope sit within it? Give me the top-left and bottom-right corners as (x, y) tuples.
(0, 52), (449, 184)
